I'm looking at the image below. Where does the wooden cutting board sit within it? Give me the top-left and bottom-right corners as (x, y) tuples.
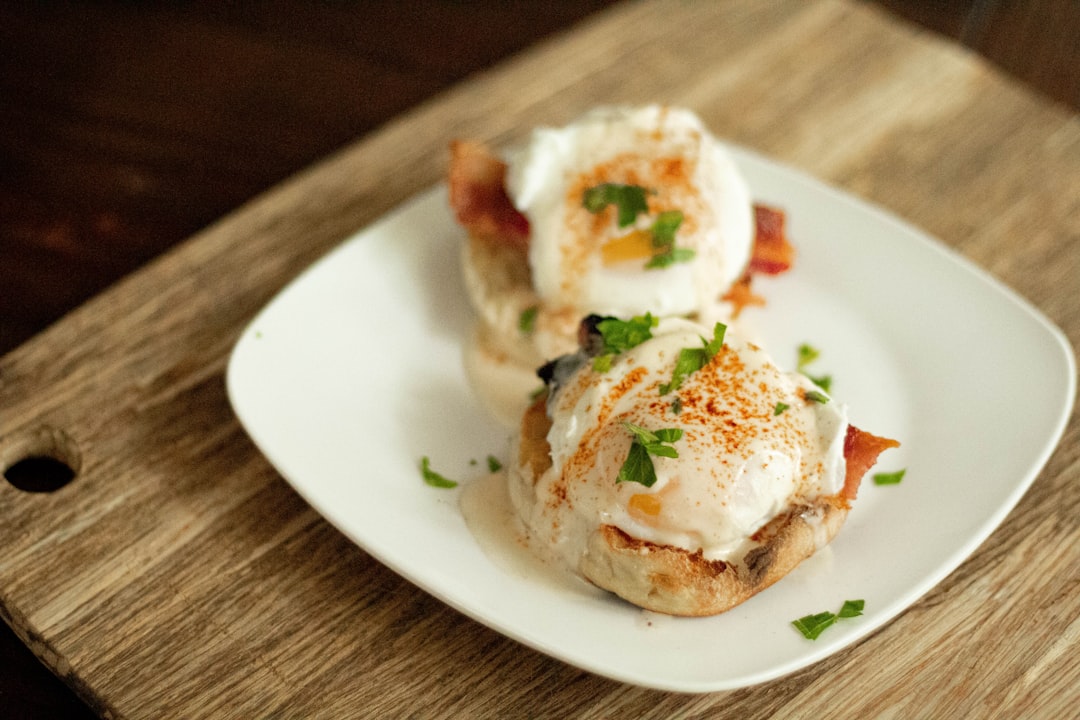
(2, 1), (1077, 716)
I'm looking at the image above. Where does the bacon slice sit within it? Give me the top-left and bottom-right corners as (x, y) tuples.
(841, 425), (901, 502)
(749, 204), (795, 275)
(447, 140), (529, 250)
(720, 273), (765, 318)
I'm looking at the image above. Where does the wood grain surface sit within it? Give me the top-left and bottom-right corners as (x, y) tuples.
(1, 0), (1078, 717)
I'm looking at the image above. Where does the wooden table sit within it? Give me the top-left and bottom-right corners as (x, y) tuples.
(2, 1), (1077, 717)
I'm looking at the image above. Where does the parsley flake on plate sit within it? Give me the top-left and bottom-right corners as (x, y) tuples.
(796, 343), (834, 393)
(873, 469), (906, 485)
(420, 456), (458, 489)
(797, 343), (820, 369)
(792, 599), (865, 640)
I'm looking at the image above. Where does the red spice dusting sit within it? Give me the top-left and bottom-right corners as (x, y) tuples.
(559, 364), (650, 501)
(546, 473), (571, 513)
(607, 366), (649, 416)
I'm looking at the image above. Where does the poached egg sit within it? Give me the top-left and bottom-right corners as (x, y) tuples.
(506, 105), (754, 320)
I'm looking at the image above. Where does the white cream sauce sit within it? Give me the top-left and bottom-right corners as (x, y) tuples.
(508, 318), (848, 572)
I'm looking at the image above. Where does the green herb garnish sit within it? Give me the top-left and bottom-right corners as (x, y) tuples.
(645, 210), (695, 269)
(797, 344), (834, 392)
(486, 455), (503, 473)
(650, 209), (683, 246)
(804, 389), (830, 404)
(659, 322), (727, 395)
(671, 396), (683, 415)
(583, 183), (650, 227)
(661, 348), (708, 395)
(646, 246), (696, 269)
(592, 313), (658, 372)
(518, 305), (539, 334)
(617, 422), (684, 487)
(420, 456), (458, 489)
(873, 469), (906, 485)
(792, 599), (865, 640)
(592, 354), (614, 372)
(774, 402), (790, 416)
(597, 313), (657, 352)
(582, 184), (694, 269)
(797, 343), (820, 370)
(791, 612), (838, 640)
(838, 599), (865, 618)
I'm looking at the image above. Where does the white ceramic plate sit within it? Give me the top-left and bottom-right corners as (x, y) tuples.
(226, 147), (1075, 692)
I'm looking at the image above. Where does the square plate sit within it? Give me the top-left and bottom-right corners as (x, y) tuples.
(225, 146), (1075, 692)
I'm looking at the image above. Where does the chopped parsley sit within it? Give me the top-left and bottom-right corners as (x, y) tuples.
(582, 183), (650, 227)
(518, 305), (539, 334)
(583, 184), (693, 269)
(774, 402), (790, 416)
(797, 343), (820, 369)
(873, 469), (906, 485)
(671, 396), (683, 415)
(797, 343), (833, 393)
(592, 354), (614, 373)
(597, 313), (657, 352)
(420, 456), (458, 489)
(592, 313), (658, 371)
(792, 599), (865, 640)
(659, 322), (727, 395)
(647, 246), (696, 269)
(804, 389), (830, 404)
(645, 210), (695, 269)
(486, 455), (503, 473)
(838, 599), (865, 618)
(617, 422), (684, 488)
(650, 209), (682, 246)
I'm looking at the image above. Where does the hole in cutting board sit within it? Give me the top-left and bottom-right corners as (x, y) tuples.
(0, 426), (81, 493)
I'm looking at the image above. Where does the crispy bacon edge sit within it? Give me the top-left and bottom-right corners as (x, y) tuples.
(447, 140), (529, 251)
(841, 425), (901, 503)
(749, 204), (795, 275)
(722, 204), (796, 316)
